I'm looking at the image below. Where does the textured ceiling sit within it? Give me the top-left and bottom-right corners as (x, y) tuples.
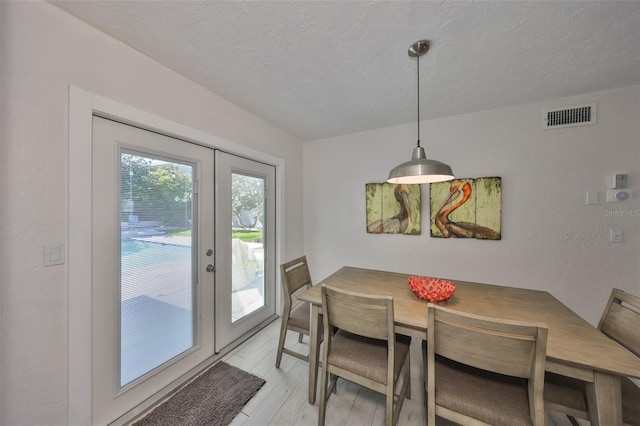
(51, 1), (640, 142)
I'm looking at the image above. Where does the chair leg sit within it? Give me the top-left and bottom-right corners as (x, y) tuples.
(423, 382), (428, 426)
(275, 319), (288, 368)
(566, 415), (581, 426)
(318, 365), (330, 426)
(427, 379), (436, 426)
(406, 351), (411, 400)
(386, 385), (394, 426)
(330, 373), (337, 394)
(298, 332), (304, 343)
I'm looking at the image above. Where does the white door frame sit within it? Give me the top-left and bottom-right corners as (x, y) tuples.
(68, 86), (285, 425)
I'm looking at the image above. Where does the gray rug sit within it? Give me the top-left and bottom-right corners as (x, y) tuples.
(133, 361), (266, 426)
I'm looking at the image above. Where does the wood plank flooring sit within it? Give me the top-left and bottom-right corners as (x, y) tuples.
(223, 320), (588, 426)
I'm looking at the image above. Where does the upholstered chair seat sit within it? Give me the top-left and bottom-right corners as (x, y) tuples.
(287, 301), (310, 330)
(435, 355), (534, 426)
(328, 330), (410, 386)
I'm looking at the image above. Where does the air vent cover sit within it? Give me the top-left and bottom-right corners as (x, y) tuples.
(542, 103), (596, 129)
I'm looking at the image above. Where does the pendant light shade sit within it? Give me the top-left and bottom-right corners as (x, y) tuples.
(387, 40), (454, 184)
(387, 146), (454, 184)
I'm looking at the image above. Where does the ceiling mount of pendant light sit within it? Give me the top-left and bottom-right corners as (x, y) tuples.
(387, 40), (454, 184)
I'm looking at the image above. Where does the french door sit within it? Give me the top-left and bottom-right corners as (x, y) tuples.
(214, 152), (276, 351)
(91, 117), (275, 424)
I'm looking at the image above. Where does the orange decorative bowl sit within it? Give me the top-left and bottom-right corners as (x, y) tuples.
(408, 276), (456, 302)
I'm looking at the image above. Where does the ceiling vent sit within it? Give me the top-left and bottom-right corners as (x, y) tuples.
(542, 103), (596, 129)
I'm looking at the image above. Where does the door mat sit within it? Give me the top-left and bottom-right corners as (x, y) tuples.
(133, 361), (265, 426)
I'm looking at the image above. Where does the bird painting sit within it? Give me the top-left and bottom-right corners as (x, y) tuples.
(430, 177), (501, 240)
(434, 180), (474, 238)
(366, 183), (420, 235)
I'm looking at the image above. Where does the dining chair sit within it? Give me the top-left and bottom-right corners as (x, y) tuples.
(544, 288), (640, 426)
(318, 285), (411, 426)
(425, 303), (548, 426)
(275, 256), (313, 368)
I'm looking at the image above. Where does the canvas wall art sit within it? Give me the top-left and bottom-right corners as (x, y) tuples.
(430, 177), (502, 240)
(366, 183), (421, 235)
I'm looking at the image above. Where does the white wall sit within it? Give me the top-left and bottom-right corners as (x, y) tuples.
(304, 86), (640, 325)
(0, 2), (302, 425)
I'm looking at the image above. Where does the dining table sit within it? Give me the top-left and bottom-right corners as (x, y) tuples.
(297, 266), (640, 426)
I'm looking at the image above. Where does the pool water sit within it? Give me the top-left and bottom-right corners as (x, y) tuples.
(120, 240), (193, 387)
(122, 239), (191, 266)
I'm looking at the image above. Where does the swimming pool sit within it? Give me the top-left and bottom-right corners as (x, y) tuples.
(122, 239), (191, 265)
(120, 239), (193, 386)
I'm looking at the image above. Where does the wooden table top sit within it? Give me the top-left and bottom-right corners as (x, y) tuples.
(299, 266), (640, 379)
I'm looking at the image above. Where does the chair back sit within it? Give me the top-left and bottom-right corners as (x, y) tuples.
(427, 303), (548, 424)
(428, 304), (547, 378)
(598, 288), (640, 357)
(280, 256), (312, 299)
(321, 285), (393, 341)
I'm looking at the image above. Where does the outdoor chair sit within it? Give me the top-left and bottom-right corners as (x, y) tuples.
(318, 285), (411, 426)
(544, 288), (640, 426)
(425, 303), (548, 426)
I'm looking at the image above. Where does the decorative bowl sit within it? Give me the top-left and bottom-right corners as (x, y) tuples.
(408, 275), (456, 302)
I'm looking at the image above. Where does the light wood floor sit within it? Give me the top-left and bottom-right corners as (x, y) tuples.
(224, 320), (588, 426)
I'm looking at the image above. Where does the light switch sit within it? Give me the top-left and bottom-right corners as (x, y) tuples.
(586, 191), (599, 205)
(44, 243), (65, 266)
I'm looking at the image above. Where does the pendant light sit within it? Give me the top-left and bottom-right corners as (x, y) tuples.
(387, 40), (454, 184)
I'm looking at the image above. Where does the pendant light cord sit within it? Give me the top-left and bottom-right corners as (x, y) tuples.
(416, 54), (421, 148)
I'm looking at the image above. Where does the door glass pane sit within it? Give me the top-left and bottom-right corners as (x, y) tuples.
(231, 173), (265, 322)
(120, 151), (194, 387)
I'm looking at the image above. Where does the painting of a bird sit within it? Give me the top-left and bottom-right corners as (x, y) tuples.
(431, 177), (501, 240)
(434, 181), (473, 238)
(366, 183), (420, 235)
